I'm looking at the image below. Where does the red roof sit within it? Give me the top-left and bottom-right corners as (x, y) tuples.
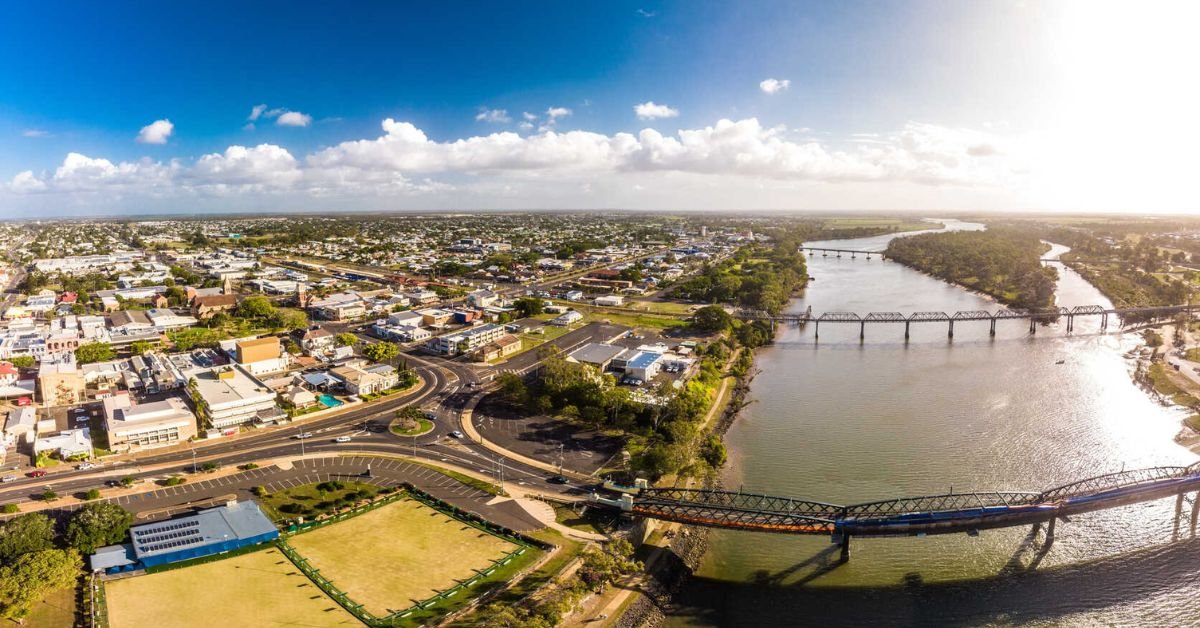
(0, 361), (18, 377)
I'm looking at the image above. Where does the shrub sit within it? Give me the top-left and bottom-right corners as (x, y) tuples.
(239, 463), (259, 470)
(164, 476), (186, 486)
(1, 504), (18, 514)
(83, 489), (101, 501)
(251, 485), (268, 497)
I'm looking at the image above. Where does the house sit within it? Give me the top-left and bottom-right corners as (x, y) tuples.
(417, 308), (454, 328)
(104, 395), (197, 451)
(475, 334), (522, 361)
(192, 294), (238, 319)
(549, 311), (584, 326)
(329, 363), (399, 396)
(301, 327), (335, 353)
(34, 428), (93, 460)
(595, 295), (625, 307)
(404, 290), (439, 306)
(386, 310), (423, 327)
(563, 290), (585, 301)
(4, 406), (37, 444)
(283, 385), (317, 408)
(146, 308), (198, 330)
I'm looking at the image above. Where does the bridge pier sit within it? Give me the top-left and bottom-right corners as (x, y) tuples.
(904, 321), (910, 340)
(859, 321), (865, 341)
(948, 320), (954, 338)
(838, 534), (851, 562)
(1190, 492), (1200, 536)
(989, 318), (997, 336)
(851, 252), (856, 259)
(1066, 314), (1074, 333)
(1175, 493), (1186, 540)
(1101, 313), (1108, 332)
(1029, 318), (1037, 335)
(814, 321), (819, 340)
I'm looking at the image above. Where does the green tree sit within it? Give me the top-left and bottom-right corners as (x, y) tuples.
(514, 297), (544, 318)
(130, 339), (155, 355)
(236, 295), (276, 319)
(0, 514), (55, 563)
(83, 488), (101, 501)
(7, 356), (35, 369)
(578, 538), (642, 592)
(692, 305), (732, 332)
(335, 332), (359, 347)
(75, 342), (115, 364)
(65, 502), (133, 554)
(364, 341), (400, 363)
(0, 549), (83, 621)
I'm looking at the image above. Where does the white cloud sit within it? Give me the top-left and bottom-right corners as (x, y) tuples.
(275, 111), (312, 127)
(759, 78), (790, 94)
(522, 112), (537, 121)
(634, 101), (680, 120)
(8, 170), (46, 192)
(545, 107), (571, 120)
(475, 108), (511, 124)
(135, 119), (174, 144)
(248, 104), (268, 121)
(22, 129), (50, 138)
(518, 121), (534, 131)
(5, 117), (1016, 210)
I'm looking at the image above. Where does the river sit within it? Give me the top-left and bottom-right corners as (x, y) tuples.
(666, 219), (1200, 626)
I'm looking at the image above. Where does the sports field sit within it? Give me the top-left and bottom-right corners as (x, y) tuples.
(105, 547), (359, 628)
(289, 498), (519, 615)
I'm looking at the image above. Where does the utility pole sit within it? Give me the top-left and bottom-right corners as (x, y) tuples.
(191, 445), (197, 473)
(557, 443), (564, 476)
(298, 427), (305, 457)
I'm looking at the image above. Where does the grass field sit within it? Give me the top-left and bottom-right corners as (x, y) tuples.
(259, 480), (380, 522)
(288, 498), (519, 616)
(23, 584), (76, 628)
(106, 547), (359, 628)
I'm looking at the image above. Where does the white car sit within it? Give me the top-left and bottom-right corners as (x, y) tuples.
(0, 476), (16, 483)
(449, 430), (465, 439)
(334, 436), (352, 443)
(293, 432), (314, 440)
(76, 462), (96, 470)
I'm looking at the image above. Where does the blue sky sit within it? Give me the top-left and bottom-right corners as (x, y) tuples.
(2, 1), (1197, 215)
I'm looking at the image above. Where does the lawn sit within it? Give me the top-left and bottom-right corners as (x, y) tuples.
(288, 498), (521, 616)
(105, 547), (359, 628)
(391, 417), (433, 435)
(23, 583), (76, 628)
(258, 480), (380, 522)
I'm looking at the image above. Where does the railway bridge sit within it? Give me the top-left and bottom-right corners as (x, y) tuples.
(592, 463), (1200, 561)
(740, 304), (1196, 339)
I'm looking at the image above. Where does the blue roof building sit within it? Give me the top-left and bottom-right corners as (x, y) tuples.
(90, 500), (279, 573)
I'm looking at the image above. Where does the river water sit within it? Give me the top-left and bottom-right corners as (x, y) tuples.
(667, 220), (1200, 627)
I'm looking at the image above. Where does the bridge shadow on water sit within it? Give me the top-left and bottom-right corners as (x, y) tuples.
(665, 536), (1200, 627)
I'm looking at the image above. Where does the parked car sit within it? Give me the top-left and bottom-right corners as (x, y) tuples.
(1, 476), (16, 483)
(28, 470), (47, 478)
(334, 436), (352, 443)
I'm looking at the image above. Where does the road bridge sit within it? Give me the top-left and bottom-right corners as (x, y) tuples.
(741, 304), (1196, 339)
(592, 464), (1200, 561)
(799, 246), (1131, 266)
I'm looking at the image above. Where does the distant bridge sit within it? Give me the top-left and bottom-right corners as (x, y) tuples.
(799, 246), (1129, 265)
(593, 464), (1200, 560)
(739, 304), (1195, 339)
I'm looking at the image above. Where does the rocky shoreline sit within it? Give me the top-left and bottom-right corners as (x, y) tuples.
(614, 354), (760, 628)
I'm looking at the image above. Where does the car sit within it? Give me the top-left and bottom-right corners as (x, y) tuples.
(347, 395), (360, 402)
(424, 410), (438, 420)
(449, 430), (465, 439)
(28, 470), (47, 478)
(1, 476), (16, 483)
(334, 436), (352, 443)
(293, 432), (314, 440)
(547, 475), (570, 485)
(105, 479), (121, 487)
(76, 462), (96, 470)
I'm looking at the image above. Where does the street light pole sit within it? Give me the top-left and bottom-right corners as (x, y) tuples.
(191, 446), (197, 473)
(298, 427), (305, 457)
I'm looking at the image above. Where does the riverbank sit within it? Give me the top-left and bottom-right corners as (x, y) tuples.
(611, 343), (762, 628)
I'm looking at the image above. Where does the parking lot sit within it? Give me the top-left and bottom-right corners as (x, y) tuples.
(473, 394), (624, 476)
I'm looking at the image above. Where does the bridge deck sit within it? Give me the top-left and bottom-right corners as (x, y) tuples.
(614, 464), (1200, 537)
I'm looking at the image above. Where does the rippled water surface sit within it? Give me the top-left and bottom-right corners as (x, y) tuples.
(667, 220), (1200, 627)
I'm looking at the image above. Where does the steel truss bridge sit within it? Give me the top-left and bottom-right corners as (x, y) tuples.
(594, 464), (1200, 560)
(798, 246), (1131, 265)
(740, 304), (1197, 339)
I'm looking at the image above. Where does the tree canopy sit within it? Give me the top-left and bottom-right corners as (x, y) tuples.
(363, 341), (400, 363)
(0, 549), (83, 621)
(0, 513), (55, 564)
(65, 502), (133, 554)
(75, 342), (115, 364)
(885, 229), (1058, 311)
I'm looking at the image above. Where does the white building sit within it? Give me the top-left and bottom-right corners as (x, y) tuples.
(189, 365), (282, 430)
(426, 323), (506, 355)
(104, 395), (197, 451)
(34, 428), (93, 460)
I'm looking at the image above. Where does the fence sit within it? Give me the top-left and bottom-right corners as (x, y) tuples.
(88, 573), (109, 628)
(275, 484), (554, 626)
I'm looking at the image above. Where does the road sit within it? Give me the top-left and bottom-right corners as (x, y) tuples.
(0, 353), (592, 516)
